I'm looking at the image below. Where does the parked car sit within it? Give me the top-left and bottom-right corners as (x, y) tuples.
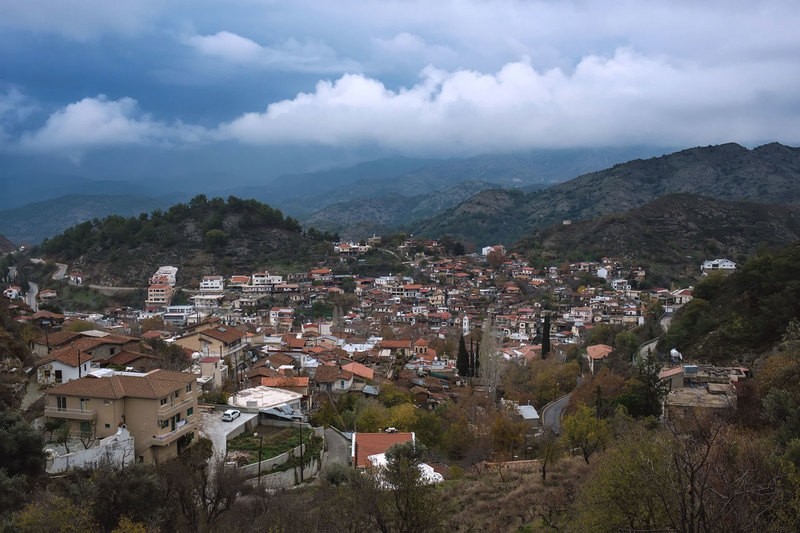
(222, 409), (241, 422)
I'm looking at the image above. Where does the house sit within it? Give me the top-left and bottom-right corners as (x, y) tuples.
(341, 361), (375, 382)
(68, 271), (83, 285)
(145, 284), (173, 311)
(175, 325), (246, 361)
(149, 266), (178, 286)
(313, 365), (354, 392)
(199, 275), (224, 293)
(3, 285), (21, 299)
(36, 346), (95, 385)
(352, 431), (415, 468)
(516, 404), (540, 430)
(38, 288), (57, 300)
(701, 258), (736, 276)
(586, 344), (613, 375)
(45, 369), (198, 464)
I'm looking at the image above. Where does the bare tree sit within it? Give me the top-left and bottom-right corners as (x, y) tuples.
(479, 318), (503, 401)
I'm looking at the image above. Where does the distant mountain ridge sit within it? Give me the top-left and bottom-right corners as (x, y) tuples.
(0, 194), (176, 245)
(414, 142), (800, 245)
(517, 193), (800, 281)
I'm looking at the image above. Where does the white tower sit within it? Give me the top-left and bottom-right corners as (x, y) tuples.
(462, 313), (470, 336)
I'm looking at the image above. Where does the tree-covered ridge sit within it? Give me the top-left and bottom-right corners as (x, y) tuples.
(33, 195), (336, 286)
(38, 195), (314, 260)
(660, 241), (800, 364)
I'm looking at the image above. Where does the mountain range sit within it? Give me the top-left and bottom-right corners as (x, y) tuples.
(415, 142), (800, 246)
(0, 146), (670, 244)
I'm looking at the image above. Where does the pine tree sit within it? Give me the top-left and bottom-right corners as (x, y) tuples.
(456, 335), (470, 377)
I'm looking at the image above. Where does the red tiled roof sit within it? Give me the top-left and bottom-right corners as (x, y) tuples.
(353, 432), (414, 467)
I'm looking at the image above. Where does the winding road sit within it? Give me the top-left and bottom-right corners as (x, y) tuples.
(541, 394), (571, 433)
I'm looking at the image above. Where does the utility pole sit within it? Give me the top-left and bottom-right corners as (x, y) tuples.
(298, 421), (304, 483)
(255, 432), (263, 487)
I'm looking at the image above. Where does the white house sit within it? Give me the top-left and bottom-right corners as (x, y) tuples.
(37, 347), (95, 385)
(701, 258), (736, 276)
(199, 275), (224, 293)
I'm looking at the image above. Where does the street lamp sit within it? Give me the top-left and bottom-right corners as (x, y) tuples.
(254, 432), (263, 487)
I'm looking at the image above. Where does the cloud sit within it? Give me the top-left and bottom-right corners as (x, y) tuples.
(0, 0), (162, 40)
(218, 49), (800, 153)
(20, 95), (208, 159)
(0, 87), (38, 142)
(183, 31), (361, 73)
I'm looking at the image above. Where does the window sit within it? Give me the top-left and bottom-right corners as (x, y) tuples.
(79, 421), (91, 433)
(55, 369), (63, 383)
(187, 407), (193, 417)
(160, 397), (168, 405)
(80, 398), (89, 411)
(56, 396), (67, 410)
(186, 382), (192, 393)
(159, 420), (169, 429)
(105, 423), (111, 429)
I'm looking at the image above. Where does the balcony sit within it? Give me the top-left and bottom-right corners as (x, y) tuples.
(157, 396), (195, 417)
(44, 406), (96, 421)
(150, 418), (196, 446)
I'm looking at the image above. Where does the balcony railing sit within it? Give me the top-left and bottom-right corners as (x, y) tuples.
(150, 419), (196, 446)
(44, 406), (96, 421)
(157, 396), (195, 417)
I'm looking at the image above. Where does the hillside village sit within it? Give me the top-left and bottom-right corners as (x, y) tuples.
(3, 234), (733, 460)
(7, 227), (794, 532)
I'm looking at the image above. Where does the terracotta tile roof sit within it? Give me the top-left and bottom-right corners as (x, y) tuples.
(105, 350), (155, 366)
(380, 339), (412, 350)
(313, 365), (353, 384)
(199, 326), (245, 344)
(587, 344), (613, 360)
(36, 330), (81, 347)
(39, 345), (94, 367)
(268, 353), (296, 368)
(259, 376), (309, 389)
(341, 362), (374, 381)
(48, 369), (195, 400)
(282, 334), (306, 350)
(353, 432), (414, 467)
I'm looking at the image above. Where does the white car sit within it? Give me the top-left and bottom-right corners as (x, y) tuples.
(222, 409), (241, 422)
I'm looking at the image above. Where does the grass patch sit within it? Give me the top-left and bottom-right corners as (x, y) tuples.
(228, 425), (314, 464)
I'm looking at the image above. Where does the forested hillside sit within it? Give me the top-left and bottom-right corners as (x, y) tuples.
(36, 195), (334, 286)
(660, 241), (800, 364)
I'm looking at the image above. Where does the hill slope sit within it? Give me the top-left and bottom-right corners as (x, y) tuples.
(36, 196), (330, 286)
(415, 143), (800, 245)
(660, 241), (800, 364)
(517, 194), (800, 281)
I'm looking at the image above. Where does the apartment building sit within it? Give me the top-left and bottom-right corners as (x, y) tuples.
(45, 369), (198, 464)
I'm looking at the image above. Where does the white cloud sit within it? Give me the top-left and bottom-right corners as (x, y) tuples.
(183, 31), (361, 73)
(20, 95), (208, 159)
(218, 49), (800, 153)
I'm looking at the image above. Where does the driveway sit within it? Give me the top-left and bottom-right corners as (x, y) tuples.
(199, 409), (258, 459)
(322, 427), (351, 469)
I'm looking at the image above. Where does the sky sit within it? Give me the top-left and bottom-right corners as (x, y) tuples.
(1, 0), (799, 182)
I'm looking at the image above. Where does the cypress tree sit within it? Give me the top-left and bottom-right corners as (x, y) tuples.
(456, 335), (470, 377)
(542, 313), (551, 358)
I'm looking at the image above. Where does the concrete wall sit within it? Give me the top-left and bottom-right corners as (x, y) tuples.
(47, 428), (135, 473)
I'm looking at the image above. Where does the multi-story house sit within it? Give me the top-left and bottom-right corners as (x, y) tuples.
(175, 325), (246, 361)
(45, 369), (198, 464)
(199, 275), (225, 293)
(146, 284), (173, 311)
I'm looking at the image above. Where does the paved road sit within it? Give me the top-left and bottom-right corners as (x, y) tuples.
(322, 427), (351, 468)
(541, 394), (571, 433)
(52, 263), (67, 281)
(26, 281), (39, 312)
